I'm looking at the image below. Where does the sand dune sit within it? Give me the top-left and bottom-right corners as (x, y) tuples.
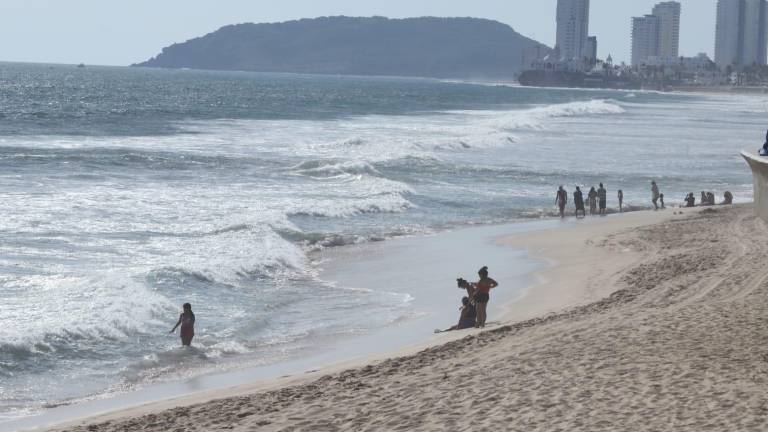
(47, 205), (768, 431)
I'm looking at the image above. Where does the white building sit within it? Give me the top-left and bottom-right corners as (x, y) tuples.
(555, 0), (590, 61)
(741, 0), (767, 66)
(632, 2), (681, 66)
(652, 2), (681, 59)
(632, 15), (660, 66)
(715, 0), (768, 69)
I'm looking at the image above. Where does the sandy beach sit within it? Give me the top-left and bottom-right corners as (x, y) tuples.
(33, 204), (768, 431)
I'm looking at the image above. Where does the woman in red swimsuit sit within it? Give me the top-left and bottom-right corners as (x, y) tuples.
(473, 266), (498, 328)
(170, 303), (196, 346)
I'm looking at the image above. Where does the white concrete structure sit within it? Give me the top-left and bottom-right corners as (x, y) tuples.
(653, 2), (681, 59)
(742, 151), (768, 222)
(715, 0), (768, 69)
(556, 0), (590, 61)
(632, 15), (660, 66)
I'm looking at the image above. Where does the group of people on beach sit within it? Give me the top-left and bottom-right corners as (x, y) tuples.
(557, 180), (733, 218)
(169, 267), (501, 346)
(171, 266), (502, 345)
(436, 266), (499, 333)
(684, 191), (733, 207)
(556, 183), (613, 218)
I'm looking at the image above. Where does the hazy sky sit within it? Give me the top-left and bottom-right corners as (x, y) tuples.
(0, 0), (717, 66)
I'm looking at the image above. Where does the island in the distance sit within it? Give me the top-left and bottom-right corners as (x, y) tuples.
(133, 16), (550, 80)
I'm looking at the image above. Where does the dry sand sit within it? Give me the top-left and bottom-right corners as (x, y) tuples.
(46, 205), (768, 431)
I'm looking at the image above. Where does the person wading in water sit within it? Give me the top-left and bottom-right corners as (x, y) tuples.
(170, 303), (196, 347)
(573, 186), (586, 218)
(555, 186), (568, 218)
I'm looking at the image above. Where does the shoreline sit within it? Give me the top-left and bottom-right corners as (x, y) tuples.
(13, 205), (743, 431)
(6, 217), (553, 431)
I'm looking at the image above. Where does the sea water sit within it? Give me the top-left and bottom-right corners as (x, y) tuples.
(0, 62), (763, 421)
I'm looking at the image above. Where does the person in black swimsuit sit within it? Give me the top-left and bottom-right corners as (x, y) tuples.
(170, 303), (195, 346)
(435, 297), (477, 333)
(573, 186), (585, 218)
(555, 186), (568, 218)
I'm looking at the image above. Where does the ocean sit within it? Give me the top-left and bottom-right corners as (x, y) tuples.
(0, 62), (763, 422)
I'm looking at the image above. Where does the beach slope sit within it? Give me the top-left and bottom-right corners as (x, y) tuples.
(47, 205), (768, 431)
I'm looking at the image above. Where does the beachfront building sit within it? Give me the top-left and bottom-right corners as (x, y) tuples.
(586, 36), (598, 64)
(653, 2), (681, 59)
(715, 0), (768, 69)
(632, 15), (661, 66)
(555, 0), (590, 62)
(632, 2), (681, 66)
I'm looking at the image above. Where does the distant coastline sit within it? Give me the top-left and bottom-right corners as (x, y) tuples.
(669, 85), (768, 95)
(133, 16), (550, 80)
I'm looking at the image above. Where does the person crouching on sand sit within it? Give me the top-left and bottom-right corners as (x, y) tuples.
(473, 266), (498, 328)
(435, 297), (476, 333)
(170, 303), (195, 346)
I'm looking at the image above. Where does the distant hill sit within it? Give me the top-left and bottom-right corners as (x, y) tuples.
(134, 16), (550, 80)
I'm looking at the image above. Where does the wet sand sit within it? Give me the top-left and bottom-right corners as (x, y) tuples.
(40, 204), (768, 431)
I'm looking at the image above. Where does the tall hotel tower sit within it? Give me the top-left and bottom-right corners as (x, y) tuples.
(653, 2), (681, 59)
(715, 0), (768, 68)
(555, 0), (591, 61)
(631, 2), (681, 66)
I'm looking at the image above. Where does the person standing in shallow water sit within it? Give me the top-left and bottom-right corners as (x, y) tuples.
(573, 186), (586, 218)
(473, 266), (498, 328)
(651, 181), (660, 210)
(170, 303), (195, 346)
(597, 183), (607, 215)
(555, 186), (568, 218)
(588, 187), (598, 215)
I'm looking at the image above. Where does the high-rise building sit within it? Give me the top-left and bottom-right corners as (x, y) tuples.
(555, 0), (590, 61)
(741, 0), (767, 65)
(631, 2), (681, 66)
(652, 2), (681, 59)
(586, 36), (598, 63)
(715, 0), (768, 69)
(632, 15), (661, 66)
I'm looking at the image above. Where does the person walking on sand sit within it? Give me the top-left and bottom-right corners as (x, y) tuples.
(555, 186), (568, 218)
(659, 193), (665, 209)
(170, 303), (195, 347)
(573, 186), (586, 218)
(618, 189), (624, 213)
(588, 187), (598, 215)
(472, 266), (498, 328)
(597, 183), (607, 215)
(651, 181), (660, 210)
